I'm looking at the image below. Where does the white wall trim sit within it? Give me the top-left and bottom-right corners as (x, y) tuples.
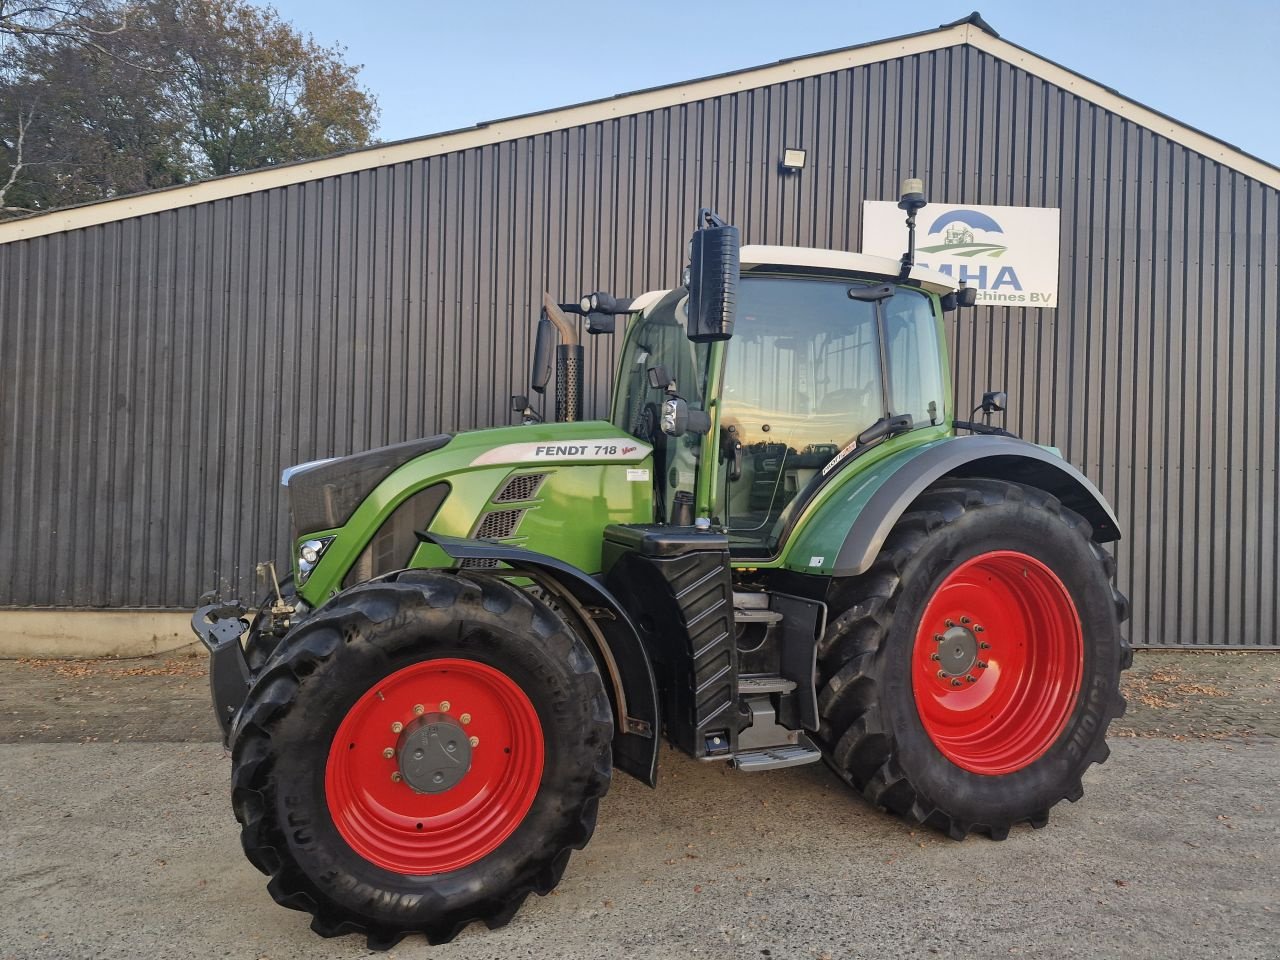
(0, 21), (1275, 245)
(965, 31), (1280, 190)
(0, 610), (197, 658)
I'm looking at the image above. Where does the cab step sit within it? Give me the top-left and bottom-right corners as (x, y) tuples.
(733, 591), (783, 624)
(737, 674), (797, 695)
(733, 737), (823, 772)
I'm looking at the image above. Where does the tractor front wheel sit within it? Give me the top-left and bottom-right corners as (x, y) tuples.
(229, 570), (612, 949)
(816, 479), (1130, 839)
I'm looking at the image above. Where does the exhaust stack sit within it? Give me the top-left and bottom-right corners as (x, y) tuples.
(541, 293), (582, 422)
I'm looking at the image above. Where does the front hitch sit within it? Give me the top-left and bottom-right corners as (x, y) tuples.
(191, 600), (252, 744)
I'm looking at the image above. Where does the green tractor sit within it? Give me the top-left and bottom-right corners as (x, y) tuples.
(194, 182), (1130, 949)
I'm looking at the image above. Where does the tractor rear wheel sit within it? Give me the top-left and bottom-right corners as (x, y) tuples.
(229, 570), (612, 949)
(815, 479), (1130, 839)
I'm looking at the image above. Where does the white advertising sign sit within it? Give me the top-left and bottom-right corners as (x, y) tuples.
(862, 201), (1061, 308)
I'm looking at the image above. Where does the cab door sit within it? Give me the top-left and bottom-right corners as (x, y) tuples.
(713, 275), (946, 557)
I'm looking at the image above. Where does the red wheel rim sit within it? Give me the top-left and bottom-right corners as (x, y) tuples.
(325, 658), (544, 874)
(911, 550), (1083, 775)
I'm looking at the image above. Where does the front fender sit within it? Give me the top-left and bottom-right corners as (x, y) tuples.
(785, 435), (1120, 578)
(421, 533), (660, 787)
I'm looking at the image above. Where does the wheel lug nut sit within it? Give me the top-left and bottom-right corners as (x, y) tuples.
(413, 704), (425, 716)
(390, 772), (402, 783)
(469, 735), (480, 747)
(974, 625), (984, 633)
(439, 700), (451, 712)
(937, 670), (948, 680)
(930, 653), (940, 661)
(979, 641), (991, 649)
(390, 721), (403, 734)
(950, 678), (963, 687)
(966, 674), (977, 683)
(945, 619), (955, 628)
(960, 616), (971, 624)
(977, 661), (988, 669)
(460, 713), (471, 724)
(382, 747), (394, 759)
(934, 634), (945, 643)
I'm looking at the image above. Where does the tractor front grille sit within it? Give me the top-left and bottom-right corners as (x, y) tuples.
(494, 472), (547, 503)
(473, 508), (525, 541)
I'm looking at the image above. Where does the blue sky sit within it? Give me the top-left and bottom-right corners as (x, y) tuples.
(269, 0), (1280, 165)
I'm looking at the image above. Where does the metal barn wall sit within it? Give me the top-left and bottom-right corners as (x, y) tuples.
(1, 44), (1276, 646)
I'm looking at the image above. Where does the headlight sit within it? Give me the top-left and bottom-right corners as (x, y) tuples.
(296, 536), (335, 584)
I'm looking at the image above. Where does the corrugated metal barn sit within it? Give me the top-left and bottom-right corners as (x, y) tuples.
(1, 15), (1277, 647)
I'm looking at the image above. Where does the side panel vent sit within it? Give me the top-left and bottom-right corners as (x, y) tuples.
(494, 472), (547, 503)
(342, 483), (449, 589)
(474, 509), (525, 541)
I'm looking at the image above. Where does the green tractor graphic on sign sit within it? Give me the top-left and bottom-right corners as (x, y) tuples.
(919, 209), (1008, 258)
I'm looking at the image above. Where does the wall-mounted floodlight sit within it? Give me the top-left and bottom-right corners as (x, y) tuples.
(781, 148), (806, 173)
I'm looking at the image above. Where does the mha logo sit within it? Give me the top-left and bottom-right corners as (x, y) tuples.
(864, 200), (1062, 308)
(916, 208), (1023, 296)
(919, 210), (1008, 258)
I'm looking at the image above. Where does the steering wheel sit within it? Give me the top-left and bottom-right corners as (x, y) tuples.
(818, 380), (876, 415)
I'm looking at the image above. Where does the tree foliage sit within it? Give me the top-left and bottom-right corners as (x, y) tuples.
(0, 0), (378, 216)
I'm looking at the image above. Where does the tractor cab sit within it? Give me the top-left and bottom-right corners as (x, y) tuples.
(610, 246), (957, 557)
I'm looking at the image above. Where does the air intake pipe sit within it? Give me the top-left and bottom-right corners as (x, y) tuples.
(541, 292), (583, 422)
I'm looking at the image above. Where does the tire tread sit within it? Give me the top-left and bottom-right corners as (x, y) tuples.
(230, 570), (612, 948)
(815, 479), (1131, 841)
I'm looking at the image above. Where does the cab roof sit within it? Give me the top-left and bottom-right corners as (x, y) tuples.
(740, 245), (958, 295)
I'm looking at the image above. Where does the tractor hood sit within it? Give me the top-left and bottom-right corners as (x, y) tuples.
(286, 435), (454, 536)
(283, 421), (655, 606)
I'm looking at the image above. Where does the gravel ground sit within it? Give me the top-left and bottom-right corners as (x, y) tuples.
(0, 649), (1275, 960)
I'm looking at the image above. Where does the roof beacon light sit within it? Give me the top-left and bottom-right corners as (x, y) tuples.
(897, 176), (928, 280)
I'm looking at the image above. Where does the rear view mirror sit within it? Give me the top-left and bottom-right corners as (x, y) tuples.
(530, 316), (554, 393)
(981, 390), (1007, 413)
(686, 209), (740, 342)
(957, 284), (979, 308)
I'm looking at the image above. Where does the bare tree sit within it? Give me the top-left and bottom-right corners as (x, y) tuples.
(0, 104), (32, 212)
(0, 1), (133, 47)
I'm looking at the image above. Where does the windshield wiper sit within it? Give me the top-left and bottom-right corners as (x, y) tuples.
(857, 413), (913, 445)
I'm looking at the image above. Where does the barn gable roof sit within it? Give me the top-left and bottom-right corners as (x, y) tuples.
(1, 11), (1276, 245)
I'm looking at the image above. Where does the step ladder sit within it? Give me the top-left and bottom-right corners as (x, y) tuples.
(733, 734), (823, 771)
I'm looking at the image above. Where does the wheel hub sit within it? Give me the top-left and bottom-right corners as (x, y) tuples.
(936, 625), (978, 677)
(398, 714), (472, 794)
(325, 657), (545, 875)
(911, 551), (1084, 776)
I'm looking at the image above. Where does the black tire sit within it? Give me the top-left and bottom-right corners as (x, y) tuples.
(816, 478), (1131, 840)
(229, 569), (613, 949)
(244, 574), (295, 672)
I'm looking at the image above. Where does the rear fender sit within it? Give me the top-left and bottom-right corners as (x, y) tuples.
(829, 434), (1120, 578)
(420, 533), (660, 786)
